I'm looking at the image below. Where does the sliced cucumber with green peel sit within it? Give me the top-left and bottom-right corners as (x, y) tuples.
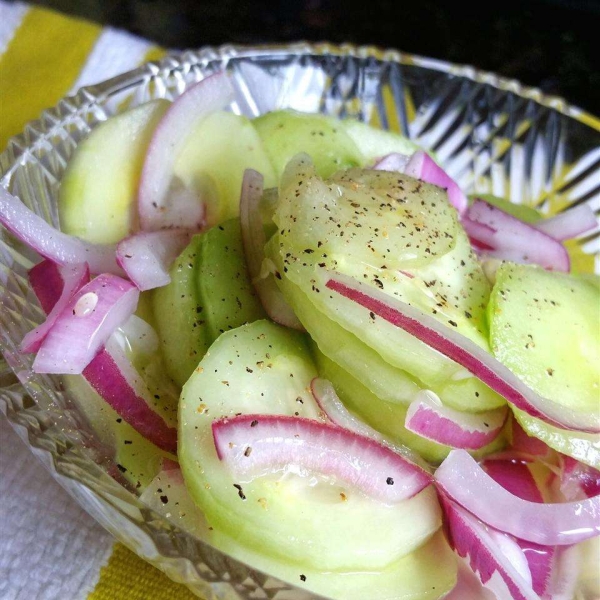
(473, 194), (542, 224)
(153, 219), (265, 387)
(513, 408), (600, 469)
(254, 110), (363, 179)
(315, 349), (507, 463)
(152, 235), (208, 387)
(489, 263), (599, 416)
(179, 320), (442, 571)
(342, 119), (420, 163)
(141, 461), (456, 600)
(196, 218), (266, 341)
(268, 160), (508, 410)
(174, 111), (276, 225)
(267, 238), (420, 404)
(213, 529), (457, 600)
(59, 100), (169, 244)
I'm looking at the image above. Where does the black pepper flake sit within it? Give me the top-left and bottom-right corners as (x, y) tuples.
(386, 477), (394, 485)
(373, 278), (384, 289)
(369, 311), (376, 320)
(233, 484), (246, 500)
(448, 320), (458, 327)
(246, 367), (253, 373)
(117, 464), (127, 473)
(250, 419), (259, 427)
(160, 495), (169, 504)
(300, 574), (307, 582)
(244, 446), (252, 457)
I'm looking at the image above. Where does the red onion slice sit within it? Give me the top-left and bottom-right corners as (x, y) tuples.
(483, 459), (555, 596)
(405, 151), (468, 214)
(212, 414), (432, 503)
(21, 262), (89, 353)
(405, 390), (507, 450)
(558, 455), (600, 501)
(138, 73), (234, 231)
(27, 263), (176, 452)
(0, 186), (122, 275)
(116, 230), (191, 291)
(435, 449), (600, 545)
(535, 203), (598, 241)
(239, 169), (304, 330)
(442, 496), (539, 600)
(83, 339), (177, 453)
(465, 200), (570, 272)
(323, 272), (599, 433)
(310, 377), (428, 469)
(33, 274), (139, 374)
(511, 419), (553, 459)
(373, 152), (411, 172)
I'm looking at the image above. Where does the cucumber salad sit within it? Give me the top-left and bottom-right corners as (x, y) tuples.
(2, 72), (599, 600)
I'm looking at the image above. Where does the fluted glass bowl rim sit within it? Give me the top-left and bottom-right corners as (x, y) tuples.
(0, 42), (598, 599)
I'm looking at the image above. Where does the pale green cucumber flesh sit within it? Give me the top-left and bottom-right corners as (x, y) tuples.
(254, 110), (363, 179)
(59, 100), (169, 244)
(489, 263), (600, 415)
(179, 320), (442, 571)
(152, 235), (209, 387)
(174, 111), (276, 225)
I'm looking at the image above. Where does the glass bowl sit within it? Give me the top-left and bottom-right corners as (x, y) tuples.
(0, 44), (598, 600)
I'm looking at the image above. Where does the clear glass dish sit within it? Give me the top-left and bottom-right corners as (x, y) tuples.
(0, 44), (598, 599)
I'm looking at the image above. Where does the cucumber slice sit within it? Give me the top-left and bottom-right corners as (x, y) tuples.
(268, 241), (419, 404)
(141, 463), (456, 600)
(342, 119), (420, 163)
(174, 111), (276, 225)
(196, 218), (266, 342)
(65, 374), (174, 489)
(489, 263), (600, 416)
(254, 110), (363, 179)
(473, 194), (542, 224)
(59, 100), (169, 244)
(153, 219), (265, 387)
(213, 530), (457, 600)
(270, 161), (507, 409)
(152, 235), (208, 387)
(513, 409), (600, 469)
(315, 349), (507, 464)
(179, 320), (442, 571)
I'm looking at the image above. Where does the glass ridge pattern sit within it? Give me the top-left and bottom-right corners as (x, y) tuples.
(0, 44), (598, 599)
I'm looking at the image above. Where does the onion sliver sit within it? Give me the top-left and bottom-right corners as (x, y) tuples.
(83, 339), (177, 453)
(442, 496), (538, 600)
(116, 230), (191, 291)
(373, 152), (411, 172)
(324, 271), (599, 433)
(436, 449), (600, 545)
(0, 186), (122, 275)
(405, 390), (507, 450)
(310, 377), (427, 469)
(21, 262), (89, 353)
(212, 414), (432, 503)
(239, 169), (304, 330)
(28, 262), (176, 452)
(466, 200), (570, 272)
(405, 151), (468, 214)
(483, 459), (555, 596)
(535, 203), (598, 241)
(138, 73), (234, 231)
(558, 455), (600, 501)
(33, 274), (139, 374)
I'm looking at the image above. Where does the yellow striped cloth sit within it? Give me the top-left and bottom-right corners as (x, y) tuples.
(0, 3), (199, 598)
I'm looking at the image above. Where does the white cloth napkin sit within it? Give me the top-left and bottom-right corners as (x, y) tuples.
(0, 417), (113, 600)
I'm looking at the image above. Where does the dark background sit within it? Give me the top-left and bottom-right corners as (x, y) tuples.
(22, 0), (600, 113)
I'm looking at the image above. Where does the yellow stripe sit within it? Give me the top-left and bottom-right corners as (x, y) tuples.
(0, 7), (101, 150)
(88, 543), (199, 600)
(143, 45), (167, 63)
